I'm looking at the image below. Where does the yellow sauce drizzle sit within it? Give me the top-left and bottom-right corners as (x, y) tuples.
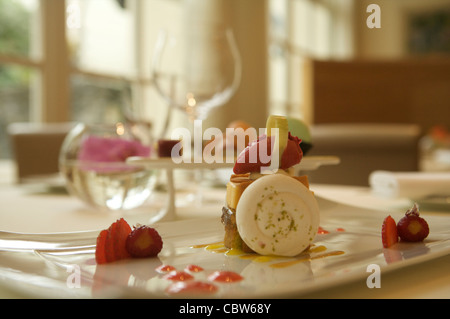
(225, 248), (245, 256)
(309, 245), (327, 253)
(205, 243), (225, 250)
(270, 251), (345, 269)
(192, 241), (345, 269)
(191, 241), (223, 249)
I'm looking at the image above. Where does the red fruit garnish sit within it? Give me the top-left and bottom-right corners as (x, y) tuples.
(163, 270), (194, 282)
(381, 215), (398, 248)
(397, 203), (429, 242)
(155, 264), (176, 273)
(95, 229), (108, 264)
(233, 133), (303, 174)
(113, 218), (132, 260)
(126, 225), (163, 258)
(208, 270), (244, 283)
(185, 264), (204, 273)
(95, 218), (132, 264)
(105, 221), (117, 262)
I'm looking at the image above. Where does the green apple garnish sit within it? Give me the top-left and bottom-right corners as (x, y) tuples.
(266, 115), (289, 163)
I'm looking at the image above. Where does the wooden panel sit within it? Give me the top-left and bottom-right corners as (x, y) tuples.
(306, 58), (450, 133)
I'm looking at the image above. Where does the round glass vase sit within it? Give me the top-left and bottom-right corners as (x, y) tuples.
(59, 122), (156, 211)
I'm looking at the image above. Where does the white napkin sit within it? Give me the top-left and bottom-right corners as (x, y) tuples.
(369, 170), (450, 199)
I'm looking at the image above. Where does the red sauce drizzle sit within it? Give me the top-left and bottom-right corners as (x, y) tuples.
(163, 270), (194, 281)
(155, 264), (176, 273)
(317, 226), (329, 234)
(165, 281), (218, 295)
(318, 226), (346, 234)
(185, 264), (204, 273)
(208, 270), (243, 283)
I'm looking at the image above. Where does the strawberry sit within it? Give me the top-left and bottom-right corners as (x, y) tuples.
(381, 215), (398, 248)
(233, 133), (303, 174)
(96, 218), (132, 264)
(95, 229), (108, 264)
(397, 203), (429, 242)
(126, 225), (163, 258)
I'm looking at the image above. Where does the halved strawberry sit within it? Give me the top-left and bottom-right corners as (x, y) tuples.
(397, 203), (429, 242)
(126, 225), (163, 258)
(381, 215), (398, 248)
(95, 229), (108, 264)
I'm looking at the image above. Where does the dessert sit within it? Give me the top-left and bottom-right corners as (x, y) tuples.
(221, 115), (320, 257)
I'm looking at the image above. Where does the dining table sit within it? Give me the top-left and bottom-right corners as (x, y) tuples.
(1, 159), (450, 300)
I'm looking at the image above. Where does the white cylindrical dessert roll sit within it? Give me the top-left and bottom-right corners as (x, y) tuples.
(236, 173), (320, 257)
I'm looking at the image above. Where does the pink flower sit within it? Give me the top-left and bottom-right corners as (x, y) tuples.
(77, 136), (151, 172)
(78, 136), (151, 162)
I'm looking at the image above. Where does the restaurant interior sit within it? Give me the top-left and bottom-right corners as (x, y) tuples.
(1, 0), (450, 300)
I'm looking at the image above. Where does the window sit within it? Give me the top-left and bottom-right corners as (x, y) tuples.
(0, 0), (182, 159)
(67, 0), (138, 124)
(268, 0), (354, 120)
(1, 0), (353, 159)
(0, 0), (40, 158)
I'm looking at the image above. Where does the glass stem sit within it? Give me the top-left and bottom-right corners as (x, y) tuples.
(192, 118), (204, 206)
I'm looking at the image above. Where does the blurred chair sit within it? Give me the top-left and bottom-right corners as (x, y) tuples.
(306, 123), (421, 186)
(7, 122), (75, 184)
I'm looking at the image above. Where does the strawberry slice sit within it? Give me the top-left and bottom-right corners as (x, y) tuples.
(105, 221), (118, 262)
(105, 218), (133, 262)
(114, 218), (132, 260)
(382, 215), (398, 248)
(95, 229), (108, 264)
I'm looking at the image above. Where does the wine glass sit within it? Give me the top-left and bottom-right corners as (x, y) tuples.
(151, 26), (242, 122)
(151, 26), (242, 206)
